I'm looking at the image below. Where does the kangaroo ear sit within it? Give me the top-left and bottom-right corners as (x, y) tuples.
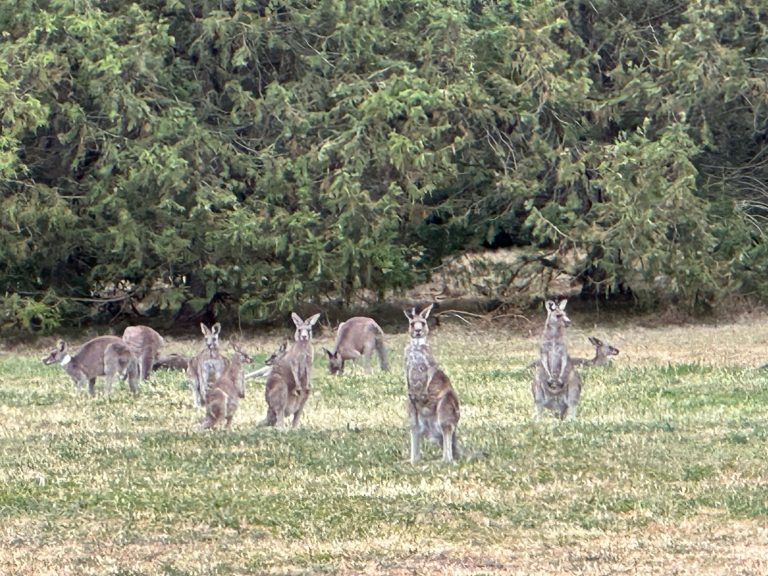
(558, 299), (568, 311)
(403, 308), (414, 320)
(307, 312), (321, 326)
(588, 336), (600, 346)
(322, 347), (332, 358)
(200, 323), (210, 336)
(421, 303), (434, 319)
(212, 323), (222, 335)
(57, 339), (66, 351)
(291, 312), (302, 326)
(546, 300), (557, 311)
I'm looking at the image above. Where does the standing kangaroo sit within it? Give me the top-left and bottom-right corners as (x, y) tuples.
(42, 336), (140, 396)
(572, 336), (620, 367)
(403, 304), (460, 463)
(187, 323), (227, 407)
(122, 325), (164, 381)
(258, 312), (320, 428)
(323, 316), (389, 375)
(202, 342), (252, 430)
(532, 299), (582, 419)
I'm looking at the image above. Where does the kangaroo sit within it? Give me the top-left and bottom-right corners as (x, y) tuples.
(122, 325), (164, 381)
(152, 353), (190, 372)
(323, 316), (389, 375)
(186, 323), (228, 407)
(258, 312), (320, 428)
(245, 341), (287, 381)
(403, 303), (460, 463)
(572, 336), (620, 367)
(532, 299), (582, 419)
(201, 342), (252, 430)
(42, 336), (140, 396)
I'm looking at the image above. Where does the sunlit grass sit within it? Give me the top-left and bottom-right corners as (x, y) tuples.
(2, 316), (768, 574)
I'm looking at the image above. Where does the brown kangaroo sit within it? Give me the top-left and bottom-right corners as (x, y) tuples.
(201, 342), (252, 430)
(323, 316), (389, 375)
(532, 300), (582, 419)
(572, 336), (620, 367)
(42, 336), (140, 396)
(403, 304), (461, 463)
(258, 312), (320, 428)
(122, 325), (164, 381)
(187, 323), (228, 407)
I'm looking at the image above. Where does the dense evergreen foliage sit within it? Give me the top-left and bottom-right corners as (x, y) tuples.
(2, 0), (768, 329)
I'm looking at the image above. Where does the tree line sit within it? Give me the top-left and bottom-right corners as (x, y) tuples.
(2, 0), (768, 331)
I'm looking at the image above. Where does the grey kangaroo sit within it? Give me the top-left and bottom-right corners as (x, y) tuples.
(245, 341), (287, 381)
(258, 312), (320, 428)
(122, 325), (164, 381)
(532, 299), (582, 419)
(572, 336), (620, 367)
(201, 342), (252, 430)
(42, 336), (140, 396)
(323, 316), (389, 375)
(187, 322), (228, 407)
(403, 304), (461, 463)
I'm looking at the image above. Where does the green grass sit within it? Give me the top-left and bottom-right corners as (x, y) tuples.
(1, 322), (767, 575)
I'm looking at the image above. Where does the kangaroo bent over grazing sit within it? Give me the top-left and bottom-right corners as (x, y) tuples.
(42, 336), (140, 396)
(532, 300), (582, 419)
(202, 342), (252, 430)
(122, 325), (164, 381)
(403, 304), (460, 463)
(258, 313), (320, 428)
(187, 323), (227, 407)
(572, 336), (620, 367)
(323, 316), (389, 375)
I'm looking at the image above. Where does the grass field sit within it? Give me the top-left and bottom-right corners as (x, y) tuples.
(1, 313), (768, 575)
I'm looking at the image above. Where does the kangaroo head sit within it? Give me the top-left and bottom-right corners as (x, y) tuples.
(405, 303), (434, 342)
(200, 322), (222, 351)
(545, 299), (571, 328)
(323, 347), (343, 375)
(230, 341), (252, 365)
(588, 336), (619, 357)
(292, 312), (320, 342)
(265, 341), (288, 366)
(42, 340), (68, 365)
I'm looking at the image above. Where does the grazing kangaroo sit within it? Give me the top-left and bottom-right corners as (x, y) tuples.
(122, 325), (164, 381)
(201, 342), (252, 430)
(187, 323), (228, 407)
(532, 299), (582, 420)
(245, 341), (287, 381)
(323, 316), (389, 375)
(42, 336), (140, 396)
(258, 312), (320, 428)
(152, 353), (190, 372)
(403, 304), (460, 463)
(572, 336), (620, 367)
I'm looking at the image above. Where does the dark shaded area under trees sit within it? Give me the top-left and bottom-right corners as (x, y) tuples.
(2, 0), (768, 332)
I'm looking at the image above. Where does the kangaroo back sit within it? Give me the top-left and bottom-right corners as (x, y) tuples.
(122, 325), (164, 381)
(258, 312), (319, 428)
(324, 316), (389, 375)
(202, 342), (252, 430)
